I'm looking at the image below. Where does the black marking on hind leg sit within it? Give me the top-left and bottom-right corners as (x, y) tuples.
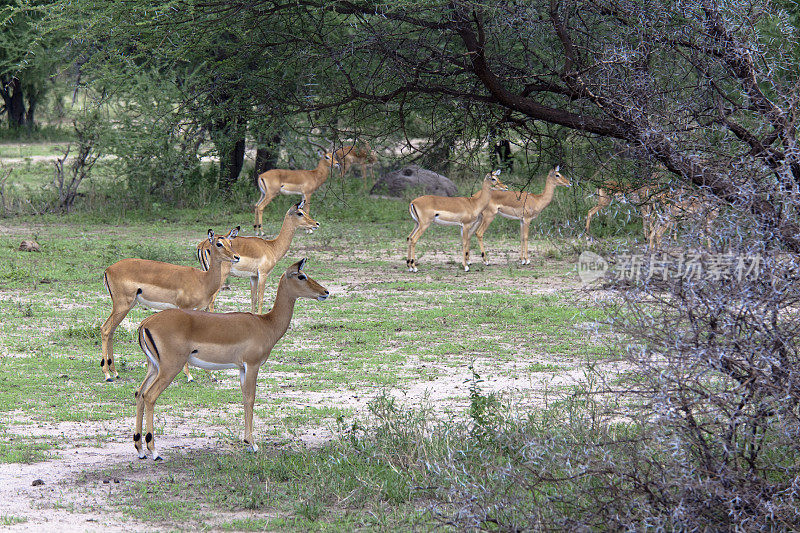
(106, 358), (112, 366)
(136, 288), (142, 295)
(190, 349), (198, 355)
(144, 328), (160, 360)
(481, 252), (485, 257)
(100, 358), (105, 368)
(104, 272), (112, 299)
(145, 433), (152, 443)
(134, 433), (141, 442)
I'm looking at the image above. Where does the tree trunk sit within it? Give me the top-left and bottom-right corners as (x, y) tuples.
(0, 77), (25, 128)
(218, 136), (245, 193)
(252, 134), (280, 188)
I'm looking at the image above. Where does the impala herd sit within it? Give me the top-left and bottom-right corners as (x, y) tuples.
(96, 141), (716, 460)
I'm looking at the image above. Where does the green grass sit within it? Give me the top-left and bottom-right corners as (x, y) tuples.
(0, 166), (630, 528)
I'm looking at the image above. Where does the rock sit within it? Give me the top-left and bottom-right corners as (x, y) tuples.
(31, 479), (44, 486)
(19, 240), (41, 252)
(370, 165), (458, 198)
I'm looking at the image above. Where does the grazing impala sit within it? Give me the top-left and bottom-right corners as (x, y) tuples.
(646, 188), (719, 248)
(474, 167), (571, 265)
(100, 228), (239, 382)
(334, 143), (378, 187)
(585, 180), (664, 239)
(253, 151), (339, 235)
(133, 259), (329, 460)
(197, 201), (319, 314)
(406, 170), (508, 272)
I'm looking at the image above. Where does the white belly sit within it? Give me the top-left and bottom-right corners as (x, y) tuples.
(230, 265), (256, 277)
(498, 210), (522, 221)
(136, 295), (179, 311)
(433, 216), (463, 226)
(187, 355), (240, 371)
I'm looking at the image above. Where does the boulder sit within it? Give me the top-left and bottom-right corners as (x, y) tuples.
(19, 240), (41, 252)
(370, 165), (458, 198)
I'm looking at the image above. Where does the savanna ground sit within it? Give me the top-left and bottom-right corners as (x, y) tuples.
(0, 155), (630, 531)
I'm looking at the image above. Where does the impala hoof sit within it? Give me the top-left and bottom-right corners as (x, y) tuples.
(187, 377), (195, 383)
(464, 265), (470, 272)
(138, 452), (147, 460)
(153, 454), (162, 461)
(483, 261), (490, 266)
(105, 377), (114, 383)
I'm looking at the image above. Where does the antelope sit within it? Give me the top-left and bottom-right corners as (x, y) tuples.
(253, 151), (339, 235)
(474, 167), (571, 265)
(334, 143), (378, 188)
(647, 189), (718, 248)
(197, 201), (319, 314)
(133, 259), (329, 460)
(584, 181), (662, 238)
(100, 228), (240, 383)
(406, 170), (508, 272)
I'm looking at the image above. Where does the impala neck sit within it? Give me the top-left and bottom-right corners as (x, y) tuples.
(268, 214), (299, 257)
(261, 275), (297, 343)
(204, 250), (230, 295)
(473, 179), (493, 212)
(539, 175), (559, 207)
(313, 158), (332, 183)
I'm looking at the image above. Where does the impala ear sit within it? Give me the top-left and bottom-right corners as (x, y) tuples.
(229, 226), (239, 238)
(297, 257), (307, 271)
(492, 169), (501, 177)
(554, 165), (560, 172)
(297, 199), (305, 210)
(208, 229), (214, 242)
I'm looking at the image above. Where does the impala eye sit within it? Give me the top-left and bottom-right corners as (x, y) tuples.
(298, 274), (307, 280)
(216, 242), (222, 247)
(297, 212), (303, 216)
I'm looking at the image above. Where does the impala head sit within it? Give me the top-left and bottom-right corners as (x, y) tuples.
(322, 152), (341, 170)
(548, 165), (571, 187)
(208, 228), (240, 264)
(485, 169), (509, 191)
(288, 200), (320, 231)
(284, 258), (329, 301)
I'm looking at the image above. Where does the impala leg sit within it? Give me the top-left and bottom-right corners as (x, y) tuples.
(249, 276), (259, 314)
(100, 300), (135, 382)
(473, 210), (496, 266)
(585, 205), (603, 233)
(134, 363), (157, 459)
(406, 220), (429, 273)
(240, 365), (261, 452)
(461, 224), (472, 272)
(256, 274), (268, 315)
(521, 219), (532, 265)
(182, 364), (194, 383)
(141, 367), (182, 461)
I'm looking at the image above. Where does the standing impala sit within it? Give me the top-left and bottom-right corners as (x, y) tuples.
(334, 143), (378, 188)
(100, 228), (239, 382)
(253, 151), (339, 235)
(406, 170), (508, 272)
(197, 201), (319, 314)
(134, 259), (329, 460)
(474, 167), (571, 265)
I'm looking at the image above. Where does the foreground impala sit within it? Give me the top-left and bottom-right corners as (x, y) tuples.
(133, 259), (329, 460)
(100, 228), (239, 382)
(253, 151), (339, 235)
(406, 170), (508, 272)
(197, 201), (319, 314)
(474, 167), (571, 265)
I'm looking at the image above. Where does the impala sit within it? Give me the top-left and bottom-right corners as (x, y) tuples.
(474, 167), (571, 265)
(133, 259), (329, 460)
(334, 143), (378, 188)
(198, 201), (319, 314)
(253, 151), (339, 235)
(585, 181), (663, 238)
(406, 169), (508, 272)
(647, 189), (718, 248)
(100, 228), (239, 382)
